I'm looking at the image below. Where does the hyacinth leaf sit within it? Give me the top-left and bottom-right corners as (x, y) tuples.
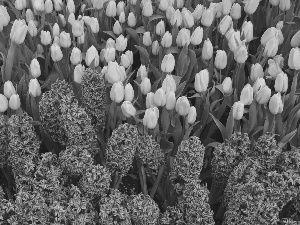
(161, 107), (170, 133)
(286, 103), (300, 132)
(160, 136), (174, 154)
(135, 45), (149, 66)
(150, 63), (161, 80)
(279, 129), (297, 148)
(209, 113), (226, 141)
(283, 72), (298, 118)
(126, 28), (139, 44)
(176, 44), (189, 77)
(30, 94), (40, 122)
(103, 31), (117, 39)
(150, 164), (164, 199)
(275, 113), (284, 139)
(288, 110), (300, 134)
(248, 100), (257, 133)
(183, 121), (200, 141)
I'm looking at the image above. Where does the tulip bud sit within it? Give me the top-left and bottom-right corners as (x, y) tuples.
(170, 9), (182, 27)
(269, 93), (283, 114)
(53, 0), (63, 11)
(255, 85), (271, 104)
(26, 9), (34, 23)
(230, 3), (241, 20)
(72, 20), (84, 37)
(274, 72), (288, 93)
(106, 61), (126, 84)
(195, 69), (209, 92)
(28, 20), (37, 37)
(240, 84), (253, 105)
(279, 0), (291, 11)
(36, 44), (44, 54)
(53, 36), (60, 45)
(152, 41), (160, 55)
(250, 63), (264, 82)
(106, 0), (117, 17)
(45, 0), (53, 13)
(201, 8), (214, 27)
(176, 96), (190, 116)
(117, 1), (125, 15)
(165, 91), (176, 110)
(222, 77), (233, 94)
(9, 94), (21, 110)
(58, 14), (66, 27)
(0, 94), (8, 112)
(128, 13), (136, 27)
(116, 35), (128, 52)
(124, 83), (134, 102)
(104, 47), (116, 63)
(142, 1), (153, 17)
(214, 50), (227, 70)
(28, 78), (42, 97)
(50, 43), (63, 62)
(154, 88), (167, 107)
(105, 38), (115, 49)
(110, 82), (125, 103)
(161, 53), (175, 73)
(59, 31), (71, 48)
(241, 21), (253, 43)
(146, 92), (156, 108)
(10, 19), (28, 44)
(291, 30), (300, 48)
(288, 47), (300, 70)
(267, 59), (282, 79)
(125, 50), (133, 65)
(121, 101), (136, 118)
(166, 6), (175, 21)
(234, 44), (248, 64)
(119, 12), (126, 23)
(253, 78), (266, 94)
(4, 81), (16, 99)
(190, 26), (203, 46)
(29, 58), (41, 78)
(85, 45), (99, 67)
(162, 75), (176, 93)
(74, 64), (85, 83)
(219, 15), (233, 35)
(159, 0), (169, 11)
(33, 0), (45, 12)
(70, 47), (82, 65)
(273, 54), (284, 68)
(141, 77), (151, 95)
(244, 0), (259, 14)
(232, 101), (244, 120)
(15, 0), (26, 10)
(143, 107), (159, 129)
(181, 8), (194, 28)
(143, 32), (152, 47)
(202, 38), (213, 60)
(269, 0), (280, 6)
(91, 0), (103, 9)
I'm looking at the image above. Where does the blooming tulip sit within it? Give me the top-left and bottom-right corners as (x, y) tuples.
(128, 13), (136, 27)
(288, 48), (300, 70)
(53, 23), (60, 37)
(244, 0), (260, 15)
(120, 54), (131, 68)
(9, 94), (21, 110)
(51, 44), (63, 62)
(176, 28), (191, 47)
(72, 20), (84, 37)
(141, 77), (151, 95)
(161, 54), (175, 73)
(40, 30), (52, 45)
(125, 83), (134, 102)
(165, 91), (176, 110)
(143, 107), (159, 129)
(113, 21), (122, 35)
(222, 0), (232, 15)
(230, 3), (241, 20)
(125, 50), (133, 65)
(28, 21), (37, 37)
(234, 44), (248, 64)
(232, 101), (244, 120)
(116, 35), (127, 52)
(191, 26), (203, 46)
(219, 15), (233, 35)
(154, 88), (167, 107)
(255, 85), (271, 104)
(106, 61), (126, 84)
(0, 94), (8, 112)
(137, 65), (148, 79)
(253, 78), (266, 94)
(70, 47), (82, 65)
(240, 84), (253, 105)
(162, 75), (176, 93)
(269, 93), (283, 114)
(28, 79), (41, 97)
(30, 59), (41, 78)
(261, 27), (284, 46)
(152, 41), (160, 55)
(110, 82), (125, 103)
(195, 69), (209, 92)
(45, 0), (53, 13)
(176, 96), (190, 116)
(170, 9), (182, 27)
(193, 4), (204, 21)
(74, 64), (85, 83)
(143, 1), (153, 17)
(241, 21), (253, 42)
(121, 101), (136, 118)
(228, 31), (241, 52)
(15, 0), (27, 10)
(106, 0), (117, 17)
(201, 8), (214, 27)
(106, 38), (115, 48)
(264, 37), (279, 57)
(146, 92), (156, 108)
(60, 31), (71, 48)
(159, 0), (169, 11)
(250, 63), (264, 82)
(279, 0), (291, 11)
(215, 50), (227, 69)
(274, 72), (288, 93)
(268, 59), (282, 78)
(83, 17), (99, 33)
(117, 1), (125, 15)
(182, 8), (194, 28)
(166, 6), (176, 21)
(104, 47), (116, 63)
(10, 19), (28, 44)
(4, 81), (16, 99)
(143, 32), (152, 47)
(202, 39), (213, 60)
(67, 0), (75, 13)
(161, 31), (172, 48)
(222, 77), (233, 94)
(85, 45), (99, 67)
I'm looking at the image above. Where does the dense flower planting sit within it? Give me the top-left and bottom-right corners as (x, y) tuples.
(0, 0), (300, 224)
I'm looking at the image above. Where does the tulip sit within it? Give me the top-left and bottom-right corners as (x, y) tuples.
(74, 64), (85, 83)
(170, 9), (182, 27)
(176, 28), (191, 47)
(159, 0), (169, 11)
(137, 65), (147, 80)
(9, 94), (21, 110)
(106, 0), (117, 17)
(146, 92), (156, 108)
(232, 101), (244, 120)
(273, 54), (284, 68)
(161, 54), (175, 73)
(120, 54), (131, 68)
(244, 0), (259, 14)
(195, 69), (209, 92)
(117, 1), (125, 15)
(51, 43), (63, 62)
(58, 14), (66, 27)
(201, 8), (214, 27)
(187, 106), (197, 124)
(161, 31), (172, 48)
(143, 32), (152, 47)
(10, 19), (28, 44)
(276, 21), (284, 30)
(192, 4), (204, 22)
(222, 77), (233, 94)
(267, 59), (282, 79)
(124, 83), (134, 102)
(67, 0), (75, 13)
(241, 21), (253, 42)
(291, 30), (300, 48)
(4, 81), (16, 99)
(28, 21), (37, 37)
(59, 31), (71, 48)
(228, 31), (241, 52)
(110, 82), (125, 103)
(165, 91), (176, 110)
(269, 93), (283, 114)
(156, 20), (165, 36)
(166, 6), (175, 21)
(45, 0), (53, 13)
(154, 88), (167, 107)
(106, 61), (126, 84)
(104, 47), (116, 63)
(182, 8), (194, 28)
(106, 38), (115, 48)
(143, 107), (159, 129)
(274, 72), (288, 93)
(85, 45), (99, 67)
(0, 94), (8, 112)
(250, 63), (264, 82)
(215, 50), (227, 70)
(15, 0), (27, 10)
(269, 0), (280, 6)
(72, 20), (84, 37)
(125, 50), (133, 66)
(53, 36), (60, 45)
(240, 84), (253, 105)
(119, 12), (126, 23)
(202, 39), (213, 60)
(222, 0), (232, 15)
(37, 44), (44, 54)
(70, 47), (82, 65)
(91, 0), (103, 9)
(40, 30), (51, 45)
(288, 48), (300, 70)
(52, 23), (60, 37)
(255, 85), (271, 104)
(190, 27), (203, 46)
(141, 77), (151, 95)
(112, 21), (122, 35)
(69, 14), (76, 25)
(225, 28), (235, 41)
(234, 44), (248, 64)
(279, 0), (291, 11)
(253, 78), (266, 94)
(152, 41), (160, 55)
(176, 96), (190, 116)
(0, 6), (10, 29)
(261, 27), (284, 46)
(33, 0), (45, 12)
(130, 0), (137, 5)
(83, 17), (99, 33)
(116, 35), (127, 52)
(121, 101), (136, 118)
(218, 15), (233, 35)
(53, 0), (63, 11)
(230, 3), (241, 20)
(176, 0), (184, 8)
(143, 1), (153, 17)
(30, 58), (41, 78)
(264, 37), (279, 57)
(26, 9), (34, 23)
(162, 75), (176, 93)
(28, 79), (42, 97)
(128, 13), (136, 27)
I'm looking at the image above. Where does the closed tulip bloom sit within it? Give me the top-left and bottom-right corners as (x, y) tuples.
(117, 1), (125, 15)
(143, 1), (153, 17)
(166, 6), (175, 21)
(106, 0), (117, 17)
(91, 0), (103, 9)
(202, 39), (213, 60)
(59, 31), (71, 48)
(159, 0), (169, 11)
(146, 92), (156, 108)
(113, 21), (122, 35)
(67, 0), (75, 13)
(268, 59), (282, 78)
(68, 14), (75, 25)
(269, 93), (283, 114)
(110, 82), (125, 103)
(170, 9), (182, 27)
(264, 37), (279, 57)
(165, 91), (176, 110)
(128, 13), (136, 27)
(152, 40), (160, 55)
(161, 31), (172, 48)
(15, 0), (27, 10)
(176, 96), (190, 116)
(195, 69), (209, 92)
(228, 31), (241, 52)
(190, 27), (203, 46)
(201, 8), (214, 27)
(0, 6), (10, 28)
(83, 17), (99, 33)
(279, 0), (291, 11)
(222, 0), (232, 15)
(51, 44), (63, 62)
(121, 101), (136, 117)
(143, 107), (159, 129)
(45, 0), (53, 13)
(9, 94), (21, 110)
(26, 9), (34, 23)
(53, 36), (60, 46)
(219, 15), (233, 35)
(143, 32), (152, 47)
(176, 0), (184, 8)
(222, 77), (233, 94)
(70, 47), (82, 65)
(156, 20), (165, 36)
(288, 47), (300, 70)
(124, 83), (134, 102)
(274, 72), (288, 93)
(261, 27), (284, 46)
(0, 94), (8, 112)
(10, 19), (28, 44)
(182, 8), (194, 28)
(269, 0), (280, 6)
(137, 65), (148, 79)
(104, 47), (116, 63)
(116, 35), (127, 52)
(74, 64), (85, 83)
(232, 101), (244, 120)
(106, 38), (115, 48)
(215, 50), (227, 69)
(130, 0), (137, 5)
(187, 106), (197, 124)
(141, 77), (151, 95)
(106, 61), (126, 84)
(244, 0), (260, 14)
(40, 30), (51, 45)
(162, 75), (176, 93)
(161, 54), (175, 73)
(85, 45), (99, 67)
(72, 20), (84, 37)
(241, 21), (253, 42)
(240, 84), (253, 105)
(120, 54), (131, 68)
(176, 28), (191, 47)
(230, 3), (241, 20)
(53, 0), (63, 11)
(291, 30), (300, 48)
(234, 44), (248, 64)
(28, 79), (42, 97)
(33, 0), (45, 12)
(125, 50), (133, 65)
(154, 88), (167, 107)
(253, 78), (266, 94)
(30, 58), (41, 78)
(255, 85), (271, 104)
(52, 23), (60, 37)
(119, 12), (126, 23)
(28, 21), (37, 37)
(4, 81), (16, 99)
(193, 4), (204, 22)
(250, 63), (264, 82)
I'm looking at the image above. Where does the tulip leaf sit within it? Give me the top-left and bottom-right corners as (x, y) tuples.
(225, 108), (234, 140)
(175, 81), (186, 98)
(165, 47), (180, 55)
(184, 50), (197, 83)
(103, 31), (117, 39)
(176, 44), (189, 77)
(136, 26), (146, 34)
(150, 63), (162, 79)
(287, 103), (300, 132)
(148, 15), (165, 24)
(248, 101), (257, 133)
(283, 73), (298, 118)
(135, 45), (150, 65)
(209, 113), (226, 142)
(126, 28), (139, 44)
(183, 121), (200, 141)
(161, 107), (170, 133)
(279, 129), (297, 148)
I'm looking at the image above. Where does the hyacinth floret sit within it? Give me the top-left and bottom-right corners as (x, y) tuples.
(159, 206), (185, 225)
(0, 115), (9, 167)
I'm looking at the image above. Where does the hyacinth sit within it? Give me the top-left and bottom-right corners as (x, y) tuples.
(159, 206), (185, 225)
(105, 123), (139, 176)
(0, 115), (9, 167)
(98, 189), (131, 225)
(78, 164), (111, 199)
(170, 136), (205, 182)
(39, 79), (74, 145)
(136, 134), (164, 174)
(276, 147), (300, 172)
(59, 144), (94, 178)
(0, 186), (15, 223)
(211, 132), (251, 189)
(81, 68), (108, 131)
(127, 193), (160, 225)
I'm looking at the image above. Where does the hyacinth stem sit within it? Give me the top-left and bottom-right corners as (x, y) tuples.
(4, 41), (17, 82)
(150, 165), (164, 199)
